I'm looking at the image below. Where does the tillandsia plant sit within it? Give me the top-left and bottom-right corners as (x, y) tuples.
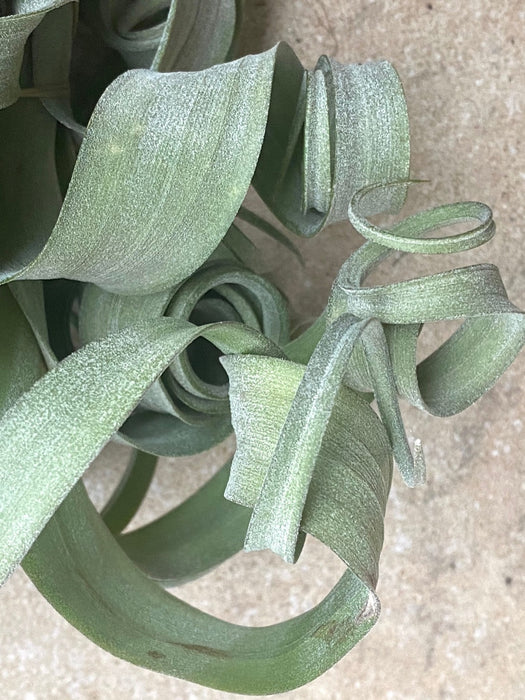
(0, 0), (524, 695)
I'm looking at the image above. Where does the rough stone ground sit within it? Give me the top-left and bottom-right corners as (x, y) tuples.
(1, 1), (524, 698)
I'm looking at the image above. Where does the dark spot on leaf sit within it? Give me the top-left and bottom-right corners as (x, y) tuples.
(505, 576), (512, 586)
(426, 2), (433, 8)
(176, 642), (230, 659)
(313, 620), (338, 641)
(312, 614), (368, 647)
(449, 560), (456, 570)
(147, 649), (166, 659)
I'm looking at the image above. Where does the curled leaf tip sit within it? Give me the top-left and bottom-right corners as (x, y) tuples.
(408, 438), (426, 487)
(348, 181), (495, 255)
(0, 6), (522, 694)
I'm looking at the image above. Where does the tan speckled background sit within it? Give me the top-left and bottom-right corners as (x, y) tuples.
(1, 1), (524, 698)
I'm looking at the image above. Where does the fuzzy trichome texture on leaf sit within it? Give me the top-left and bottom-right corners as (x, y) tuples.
(0, 0), (523, 694)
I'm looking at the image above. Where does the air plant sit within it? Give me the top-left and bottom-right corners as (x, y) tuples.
(0, 1), (523, 695)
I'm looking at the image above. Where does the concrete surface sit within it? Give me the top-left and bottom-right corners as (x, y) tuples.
(1, 1), (524, 698)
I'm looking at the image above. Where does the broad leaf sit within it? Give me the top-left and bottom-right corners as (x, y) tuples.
(223, 353), (392, 579)
(23, 444), (383, 694)
(1, 46), (282, 294)
(0, 317), (282, 585)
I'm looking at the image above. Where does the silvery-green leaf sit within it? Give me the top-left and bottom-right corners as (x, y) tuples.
(116, 459), (250, 585)
(326, 190), (525, 416)
(0, 285), (46, 416)
(78, 259), (289, 454)
(253, 52), (410, 235)
(1, 46), (282, 294)
(0, 0), (76, 108)
(0, 317), (282, 585)
(101, 449), (157, 535)
(223, 352), (392, 576)
(224, 315), (418, 564)
(23, 450), (382, 694)
(153, 0), (241, 71)
(83, 0), (239, 72)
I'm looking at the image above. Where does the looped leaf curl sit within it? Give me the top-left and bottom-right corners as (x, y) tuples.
(348, 182), (495, 254)
(78, 258), (289, 453)
(253, 55), (410, 236)
(1, 41), (411, 295)
(325, 182), (525, 416)
(0, 7), (523, 694)
(23, 476), (382, 695)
